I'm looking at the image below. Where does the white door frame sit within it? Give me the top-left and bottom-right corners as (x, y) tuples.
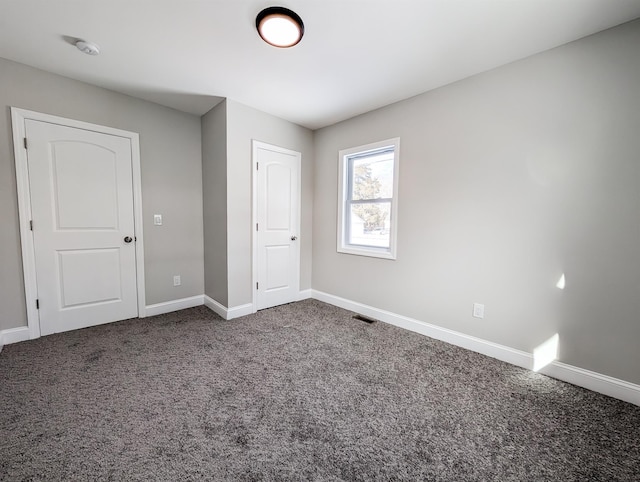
(11, 107), (146, 339)
(251, 140), (301, 313)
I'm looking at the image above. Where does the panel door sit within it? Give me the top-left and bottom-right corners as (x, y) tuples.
(26, 119), (138, 335)
(256, 143), (301, 310)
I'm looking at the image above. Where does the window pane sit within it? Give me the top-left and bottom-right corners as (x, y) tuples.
(348, 202), (391, 248)
(350, 152), (394, 201)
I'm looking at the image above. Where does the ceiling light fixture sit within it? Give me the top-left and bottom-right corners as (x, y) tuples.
(256, 6), (304, 48)
(75, 40), (100, 56)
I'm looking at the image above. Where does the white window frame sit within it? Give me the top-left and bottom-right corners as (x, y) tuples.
(337, 137), (400, 260)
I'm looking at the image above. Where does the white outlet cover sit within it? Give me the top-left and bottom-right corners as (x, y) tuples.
(154, 214), (162, 225)
(473, 303), (485, 319)
(173, 275), (181, 286)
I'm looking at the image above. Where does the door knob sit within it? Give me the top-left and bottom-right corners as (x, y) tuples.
(291, 235), (298, 241)
(124, 236), (133, 243)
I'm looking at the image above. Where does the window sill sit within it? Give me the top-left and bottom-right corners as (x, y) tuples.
(337, 245), (396, 260)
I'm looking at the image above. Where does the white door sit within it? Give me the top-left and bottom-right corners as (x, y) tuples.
(254, 141), (301, 310)
(26, 119), (138, 335)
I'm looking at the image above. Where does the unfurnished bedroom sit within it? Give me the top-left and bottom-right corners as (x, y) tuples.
(1, 1), (639, 480)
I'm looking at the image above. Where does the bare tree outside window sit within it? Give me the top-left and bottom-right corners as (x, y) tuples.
(347, 150), (394, 248)
(352, 163), (388, 233)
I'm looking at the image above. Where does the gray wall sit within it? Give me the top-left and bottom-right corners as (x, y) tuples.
(313, 20), (640, 384)
(0, 58), (204, 330)
(202, 100), (228, 306)
(226, 100), (314, 308)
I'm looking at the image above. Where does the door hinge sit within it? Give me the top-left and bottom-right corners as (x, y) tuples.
(29, 220), (33, 231)
(256, 223), (258, 231)
(23, 137), (28, 149)
(256, 282), (259, 290)
(36, 299), (39, 309)
(256, 162), (259, 170)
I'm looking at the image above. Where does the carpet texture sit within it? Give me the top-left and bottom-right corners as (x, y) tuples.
(1, 300), (639, 481)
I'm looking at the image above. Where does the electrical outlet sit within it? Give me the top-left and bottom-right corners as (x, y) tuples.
(473, 303), (485, 319)
(154, 214), (162, 226)
(173, 275), (181, 286)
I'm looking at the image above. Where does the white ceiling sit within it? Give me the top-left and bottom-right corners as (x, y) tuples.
(1, 0), (639, 130)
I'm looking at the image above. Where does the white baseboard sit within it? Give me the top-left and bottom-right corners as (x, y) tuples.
(0, 326), (31, 347)
(203, 296), (253, 320)
(145, 295), (204, 317)
(6, 289), (636, 405)
(1, 297), (205, 346)
(298, 289), (312, 301)
(205, 291), (311, 320)
(539, 361), (640, 406)
(204, 295), (227, 319)
(228, 303), (253, 320)
(311, 289), (640, 406)
(312, 290), (532, 369)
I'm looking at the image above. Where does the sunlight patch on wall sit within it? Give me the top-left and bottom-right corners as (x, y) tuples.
(533, 333), (559, 372)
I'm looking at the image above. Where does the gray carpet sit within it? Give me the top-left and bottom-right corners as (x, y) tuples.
(1, 300), (639, 481)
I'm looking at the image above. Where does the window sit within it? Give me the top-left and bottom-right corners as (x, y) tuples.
(337, 138), (400, 259)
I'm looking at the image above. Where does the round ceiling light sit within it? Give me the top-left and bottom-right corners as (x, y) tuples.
(256, 6), (304, 48)
(75, 40), (100, 56)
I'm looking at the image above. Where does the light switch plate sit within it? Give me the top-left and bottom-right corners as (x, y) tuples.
(154, 214), (162, 226)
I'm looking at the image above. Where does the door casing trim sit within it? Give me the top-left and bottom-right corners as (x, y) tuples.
(11, 107), (146, 339)
(251, 140), (301, 313)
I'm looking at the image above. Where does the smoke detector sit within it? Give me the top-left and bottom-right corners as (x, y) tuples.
(75, 40), (100, 56)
